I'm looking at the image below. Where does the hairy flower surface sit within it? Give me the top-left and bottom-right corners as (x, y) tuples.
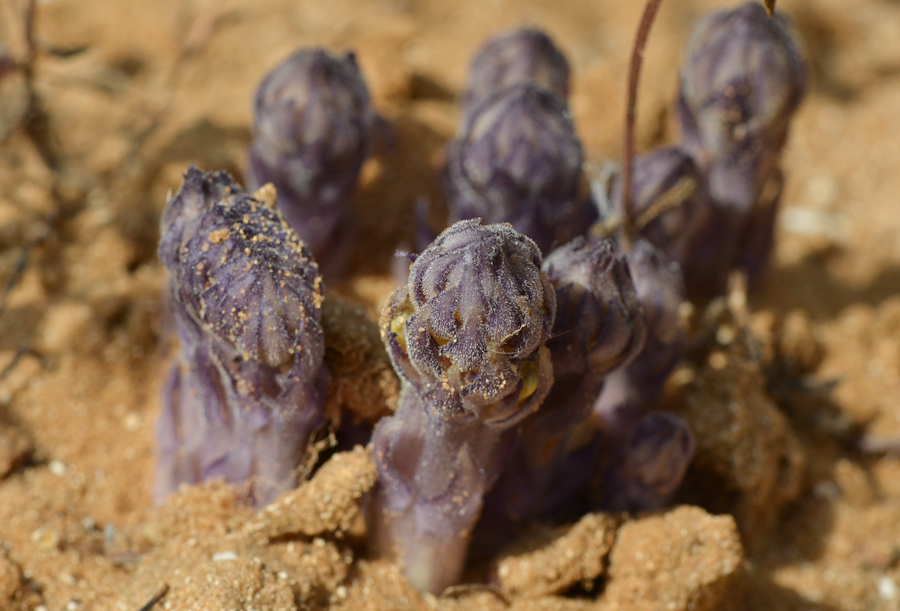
(156, 167), (325, 507)
(246, 48), (376, 274)
(678, 1), (805, 212)
(675, 2), (804, 292)
(445, 84), (595, 253)
(371, 219), (555, 594)
(388, 218), (556, 424)
(480, 236), (644, 541)
(593, 240), (685, 442)
(610, 147), (720, 299)
(462, 27), (570, 113)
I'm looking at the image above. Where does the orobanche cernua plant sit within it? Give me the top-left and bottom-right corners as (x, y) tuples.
(156, 167), (325, 507)
(369, 219), (556, 594)
(461, 27), (571, 116)
(440, 27), (597, 255)
(151, 0), (809, 598)
(443, 84), (596, 255)
(591, 239), (695, 512)
(592, 240), (687, 438)
(676, 0), (806, 293)
(246, 48), (380, 278)
(605, 0), (805, 300)
(481, 236), (646, 541)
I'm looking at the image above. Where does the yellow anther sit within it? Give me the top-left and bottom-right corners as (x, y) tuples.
(390, 314), (408, 352)
(518, 360), (540, 403)
(390, 300), (416, 353)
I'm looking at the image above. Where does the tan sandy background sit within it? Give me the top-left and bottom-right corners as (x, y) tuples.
(0, 0), (899, 609)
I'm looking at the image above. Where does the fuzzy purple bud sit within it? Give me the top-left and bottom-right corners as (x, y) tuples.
(388, 219), (556, 423)
(462, 27), (570, 113)
(480, 237), (645, 539)
(156, 167), (325, 507)
(544, 237), (647, 379)
(246, 49), (377, 275)
(445, 84), (596, 253)
(610, 147), (722, 299)
(678, 2), (805, 213)
(626, 241), (685, 377)
(593, 240), (685, 441)
(601, 412), (695, 513)
(370, 219), (556, 594)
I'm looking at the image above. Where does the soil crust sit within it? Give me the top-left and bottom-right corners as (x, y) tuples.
(1, 0), (899, 609)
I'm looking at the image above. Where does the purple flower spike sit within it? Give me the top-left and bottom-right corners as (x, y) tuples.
(370, 219), (556, 595)
(594, 239), (685, 443)
(444, 84), (596, 254)
(544, 237), (647, 380)
(462, 27), (570, 113)
(246, 49), (378, 276)
(388, 219), (556, 422)
(677, 2), (805, 290)
(678, 2), (805, 208)
(480, 236), (645, 538)
(156, 167), (325, 507)
(601, 411), (695, 513)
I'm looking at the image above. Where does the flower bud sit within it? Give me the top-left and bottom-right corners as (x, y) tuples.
(677, 1), (805, 213)
(156, 167), (325, 507)
(370, 219), (556, 594)
(246, 49), (376, 273)
(610, 147), (719, 299)
(593, 240), (685, 439)
(445, 84), (596, 253)
(387, 218), (556, 425)
(462, 27), (570, 113)
(601, 412), (695, 512)
(479, 236), (645, 538)
(544, 236), (646, 379)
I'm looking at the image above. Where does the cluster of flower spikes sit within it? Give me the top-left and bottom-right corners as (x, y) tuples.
(609, 1), (806, 300)
(678, 1), (806, 294)
(246, 48), (381, 278)
(437, 26), (698, 547)
(396, 25), (708, 567)
(156, 167), (325, 508)
(369, 219), (557, 595)
(149, 1), (809, 597)
(475, 236), (647, 551)
(476, 238), (695, 553)
(440, 28), (598, 254)
(587, 0), (806, 509)
(591, 240), (695, 513)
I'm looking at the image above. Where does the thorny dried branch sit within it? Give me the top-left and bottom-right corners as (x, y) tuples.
(0, 346), (31, 384)
(0, 230), (47, 320)
(136, 585), (169, 611)
(0, 0), (36, 139)
(122, 0), (223, 165)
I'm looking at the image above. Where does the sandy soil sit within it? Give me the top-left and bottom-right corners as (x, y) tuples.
(0, 0), (899, 609)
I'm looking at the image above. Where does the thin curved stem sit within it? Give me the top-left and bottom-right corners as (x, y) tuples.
(621, 0), (664, 249)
